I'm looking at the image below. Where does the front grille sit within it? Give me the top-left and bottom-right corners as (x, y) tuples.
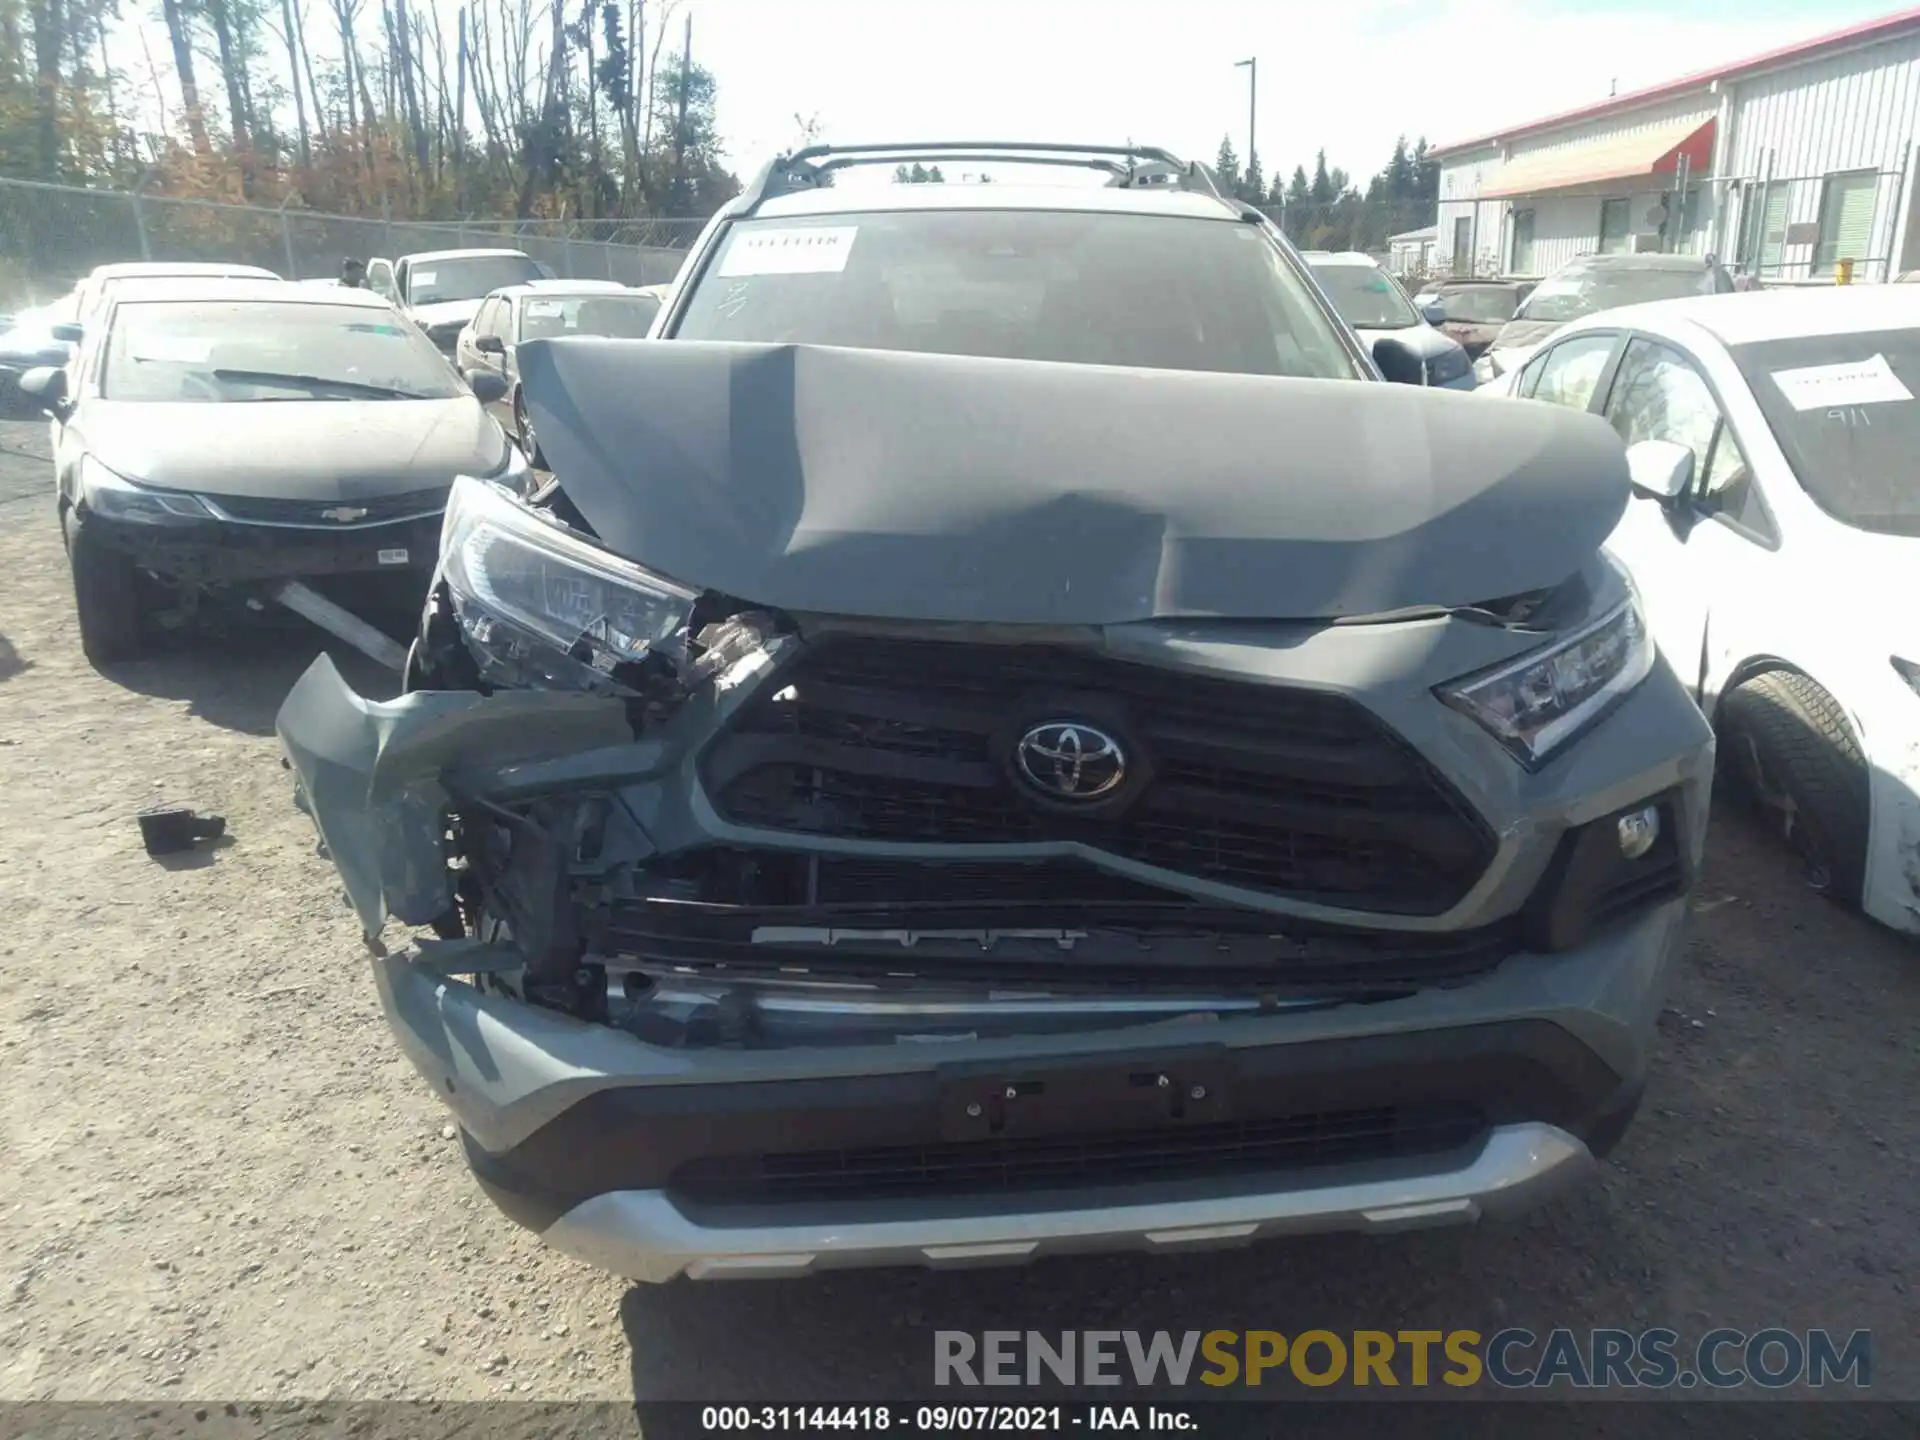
(206, 487), (448, 527)
(670, 1103), (1487, 1206)
(703, 638), (1494, 914)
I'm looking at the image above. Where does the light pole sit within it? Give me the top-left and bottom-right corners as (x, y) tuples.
(1235, 57), (1257, 203)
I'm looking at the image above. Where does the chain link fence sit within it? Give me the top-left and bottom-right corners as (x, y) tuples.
(0, 176), (708, 309)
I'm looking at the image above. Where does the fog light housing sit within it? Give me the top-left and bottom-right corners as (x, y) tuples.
(1524, 791), (1689, 952)
(1616, 805), (1660, 860)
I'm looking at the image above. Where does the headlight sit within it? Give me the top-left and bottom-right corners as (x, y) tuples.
(80, 455), (215, 526)
(1437, 593), (1654, 768)
(438, 475), (696, 694)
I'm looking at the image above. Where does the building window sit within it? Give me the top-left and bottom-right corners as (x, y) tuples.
(1452, 215), (1472, 273)
(1739, 182), (1790, 272)
(1815, 170), (1878, 272)
(1511, 209), (1536, 273)
(1599, 198), (1632, 254)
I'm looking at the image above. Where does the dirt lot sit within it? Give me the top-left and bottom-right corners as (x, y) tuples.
(0, 417), (1917, 1406)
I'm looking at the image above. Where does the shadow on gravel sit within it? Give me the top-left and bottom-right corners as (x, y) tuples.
(0, 631), (27, 683)
(107, 620), (403, 735)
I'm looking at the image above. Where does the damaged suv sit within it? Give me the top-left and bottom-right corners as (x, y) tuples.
(279, 143), (1715, 1282)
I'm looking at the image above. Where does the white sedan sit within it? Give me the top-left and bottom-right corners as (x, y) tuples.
(1485, 285), (1920, 937)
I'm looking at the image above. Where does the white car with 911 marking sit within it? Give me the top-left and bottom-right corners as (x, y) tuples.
(1484, 284), (1920, 936)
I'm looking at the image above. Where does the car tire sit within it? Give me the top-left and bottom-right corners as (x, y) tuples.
(63, 507), (145, 666)
(1718, 670), (1869, 907)
(513, 387), (546, 470)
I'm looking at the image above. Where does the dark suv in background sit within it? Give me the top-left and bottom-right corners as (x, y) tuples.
(279, 142), (1712, 1283)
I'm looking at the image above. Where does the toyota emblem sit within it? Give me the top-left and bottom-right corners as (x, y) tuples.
(1015, 722), (1127, 801)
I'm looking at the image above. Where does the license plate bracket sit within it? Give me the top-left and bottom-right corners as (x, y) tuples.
(936, 1047), (1232, 1142)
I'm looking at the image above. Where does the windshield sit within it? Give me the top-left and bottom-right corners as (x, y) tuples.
(102, 300), (465, 402)
(408, 255), (541, 305)
(674, 210), (1361, 379)
(519, 292), (660, 341)
(1518, 264), (1725, 323)
(1309, 262), (1420, 329)
(1437, 286), (1522, 324)
(1732, 329), (1920, 537)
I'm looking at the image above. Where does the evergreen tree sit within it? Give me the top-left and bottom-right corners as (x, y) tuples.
(1286, 165), (1310, 205)
(1243, 152), (1264, 204)
(1385, 135), (1414, 199)
(1309, 149), (1334, 204)
(1214, 136), (1241, 196)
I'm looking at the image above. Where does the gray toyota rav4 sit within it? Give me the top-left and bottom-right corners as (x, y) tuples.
(278, 143), (1714, 1283)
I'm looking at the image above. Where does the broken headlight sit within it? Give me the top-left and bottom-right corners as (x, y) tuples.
(81, 455), (215, 525)
(1437, 589), (1653, 769)
(438, 475), (697, 694)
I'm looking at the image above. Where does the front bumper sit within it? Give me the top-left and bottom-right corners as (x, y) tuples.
(89, 510), (441, 585)
(279, 604), (1712, 1281)
(539, 1125), (1594, 1281)
(373, 896), (1677, 1282)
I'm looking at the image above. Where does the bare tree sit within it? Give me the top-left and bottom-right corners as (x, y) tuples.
(28, 0), (66, 175)
(206, 0), (254, 152)
(159, 0), (212, 153)
(269, 0), (311, 163)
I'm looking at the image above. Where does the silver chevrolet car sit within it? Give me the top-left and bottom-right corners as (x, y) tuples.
(278, 142), (1714, 1283)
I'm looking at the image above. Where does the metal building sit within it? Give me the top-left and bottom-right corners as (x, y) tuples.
(1429, 5), (1920, 283)
(1386, 224), (1438, 276)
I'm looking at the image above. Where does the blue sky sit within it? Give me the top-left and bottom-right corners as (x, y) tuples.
(676, 0), (1904, 185)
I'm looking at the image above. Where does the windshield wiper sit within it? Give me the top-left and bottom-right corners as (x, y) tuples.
(208, 367), (429, 399)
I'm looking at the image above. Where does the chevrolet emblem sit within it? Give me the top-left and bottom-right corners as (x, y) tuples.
(320, 505), (369, 523)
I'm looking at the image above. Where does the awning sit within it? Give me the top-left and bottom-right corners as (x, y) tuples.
(1481, 116), (1715, 199)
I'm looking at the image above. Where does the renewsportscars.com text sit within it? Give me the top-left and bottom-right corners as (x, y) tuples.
(933, 1328), (1871, 1390)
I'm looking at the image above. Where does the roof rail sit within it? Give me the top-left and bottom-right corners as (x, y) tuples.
(738, 141), (1224, 210)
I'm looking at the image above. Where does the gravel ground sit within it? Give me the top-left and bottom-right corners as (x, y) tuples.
(0, 418), (1917, 1407)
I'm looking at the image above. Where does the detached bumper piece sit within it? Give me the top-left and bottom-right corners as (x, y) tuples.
(535, 1124), (1594, 1282)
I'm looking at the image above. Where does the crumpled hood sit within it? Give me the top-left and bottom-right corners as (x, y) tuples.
(85, 398), (506, 500)
(1491, 317), (1564, 353)
(406, 298), (482, 331)
(519, 338), (1630, 625)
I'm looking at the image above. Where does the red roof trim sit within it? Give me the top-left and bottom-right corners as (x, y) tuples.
(1428, 5), (1920, 159)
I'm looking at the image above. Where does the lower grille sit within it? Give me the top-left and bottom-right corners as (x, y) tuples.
(703, 636), (1495, 914)
(670, 1103), (1487, 1206)
(205, 486), (448, 527)
(603, 853), (1520, 989)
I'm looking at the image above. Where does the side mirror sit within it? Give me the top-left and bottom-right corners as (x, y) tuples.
(1421, 302), (1447, 326)
(1624, 438), (1695, 503)
(465, 368), (508, 405)
(1371, 335), (1426, 386)
(20, 366), (68, 410)
(475, 333), (505, 355)
(51, 322), (84, 345)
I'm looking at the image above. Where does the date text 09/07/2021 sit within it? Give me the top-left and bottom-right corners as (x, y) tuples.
(699, 1407), (1189, 1432)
